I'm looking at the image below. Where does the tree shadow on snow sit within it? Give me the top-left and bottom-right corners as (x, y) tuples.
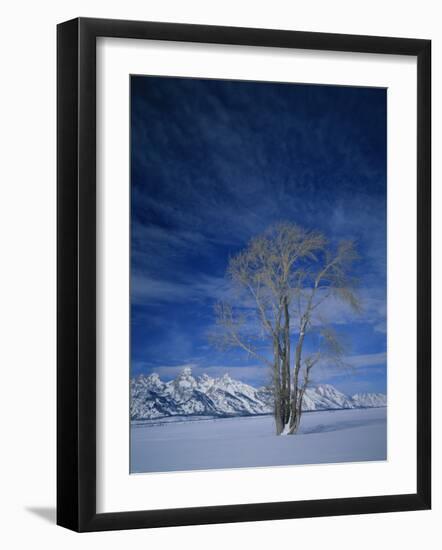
(300, 416), (383, 435)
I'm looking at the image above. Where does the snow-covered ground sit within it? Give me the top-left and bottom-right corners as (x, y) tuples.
(130, 407), (387, 473)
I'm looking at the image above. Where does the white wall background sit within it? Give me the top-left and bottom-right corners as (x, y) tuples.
(0, 1), (439, 548)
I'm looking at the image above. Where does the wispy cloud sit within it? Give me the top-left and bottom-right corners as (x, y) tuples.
(131, 273), (230, 305)
(312, 351), (386, 383)
(308, 286), (386, 329)
(346, 352), (386, 368)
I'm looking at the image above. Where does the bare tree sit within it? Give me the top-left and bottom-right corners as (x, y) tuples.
(212, 222), (360, 435)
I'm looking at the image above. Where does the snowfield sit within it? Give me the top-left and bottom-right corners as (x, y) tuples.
(130, 407), (387, 473)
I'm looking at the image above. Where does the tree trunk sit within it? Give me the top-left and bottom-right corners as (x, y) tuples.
(288, 386), (305, 434)
(272, 336), (284, 435)
(288, 320), (306, 434)
(282, 296), (291, 425)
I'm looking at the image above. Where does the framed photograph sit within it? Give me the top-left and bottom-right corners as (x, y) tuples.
(57, 17), (431, 532)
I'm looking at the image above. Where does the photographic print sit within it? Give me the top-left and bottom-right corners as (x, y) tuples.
(130, 76), (387, 474)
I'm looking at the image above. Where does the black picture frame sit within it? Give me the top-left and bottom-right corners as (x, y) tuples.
(57, 17), (431, 532)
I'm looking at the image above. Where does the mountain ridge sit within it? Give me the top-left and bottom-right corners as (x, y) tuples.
(131, 367), (386, 421)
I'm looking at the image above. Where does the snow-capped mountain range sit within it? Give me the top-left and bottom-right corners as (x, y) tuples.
(131, 367), (386, 421)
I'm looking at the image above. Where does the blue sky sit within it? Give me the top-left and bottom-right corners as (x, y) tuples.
(130, 76), (387, 395)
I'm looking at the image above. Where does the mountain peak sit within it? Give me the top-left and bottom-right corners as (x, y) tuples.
(179, 366), (194, 378)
